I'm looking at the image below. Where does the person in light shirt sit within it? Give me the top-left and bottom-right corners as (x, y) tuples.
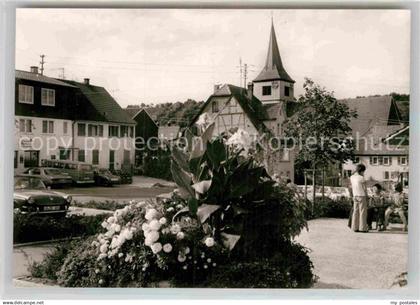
(349, 164), (369, 232)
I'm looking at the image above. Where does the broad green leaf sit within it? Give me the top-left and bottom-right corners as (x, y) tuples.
(188, 197), (198, 215)
(206, 138), (226, 169)
(221, 233), (241, 251)
(184, 128), (194, 152)
(197, 204), (221, 223)
(172, 145), (190, 172)
(190, 137), (206, 160)
(192, 180), (212, 194)
(201, 122), (215, 145)
(171, 160), (194, 198)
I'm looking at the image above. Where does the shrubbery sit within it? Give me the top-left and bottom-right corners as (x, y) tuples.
(72, 200), (127, 211)
(14, 214), (106, 244)
(140, 149), (172, 181)
(30, 241), (77, 281)
(199, 242), (315, 288)
(306, 197), (352, 220)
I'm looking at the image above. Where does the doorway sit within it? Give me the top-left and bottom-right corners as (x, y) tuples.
(24, 150), (39, 168)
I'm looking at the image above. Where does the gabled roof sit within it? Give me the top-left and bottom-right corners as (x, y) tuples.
(190, 84), (271, 135)
(131, 108), (158, 127)
(253, 22), (294, 83)
(339, 95), (402, 136)
(16, 70), (76, 88)
(64, 80), (135, 124)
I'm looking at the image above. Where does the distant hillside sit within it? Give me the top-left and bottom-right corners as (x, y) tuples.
(126, 99), (204, 128)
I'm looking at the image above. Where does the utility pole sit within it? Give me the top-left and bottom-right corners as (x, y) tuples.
(239, 58), (242, 87)
(59, 67), (65, 79)
(243, 63), (248, 88)
(39, 54), (46, 75)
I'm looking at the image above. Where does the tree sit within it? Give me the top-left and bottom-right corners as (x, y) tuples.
(282, 78), (357, 203)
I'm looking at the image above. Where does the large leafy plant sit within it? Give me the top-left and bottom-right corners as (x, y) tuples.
(170, 122), (307, 259)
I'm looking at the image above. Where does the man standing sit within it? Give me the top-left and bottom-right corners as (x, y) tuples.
(350, 164), (369, 232)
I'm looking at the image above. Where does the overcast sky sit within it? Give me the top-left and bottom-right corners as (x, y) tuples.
(16, 9), (410, 107)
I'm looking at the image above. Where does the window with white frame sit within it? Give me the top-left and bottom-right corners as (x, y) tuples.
(88, 124), (103, 137)
(78, 123), (86, 136)
(63, 122), (68, 134)
(109, 125), (119, 137)
(262, 86), (272, 96)
(18, 119), (32, 133)
(384, 171), (390, 180)
(18, 85), (34, 104)
(398, 156), (408, 165)
(383, 156), (391, 166)
(120, 126), (129, 137)
(370, 156), (378, 165)
(41, 88), (55, 106)
(42, 120), (54, 133)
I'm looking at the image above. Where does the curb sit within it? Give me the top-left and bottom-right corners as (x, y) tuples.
(13, 278), (59, 288)
(13, 236), (82, 248)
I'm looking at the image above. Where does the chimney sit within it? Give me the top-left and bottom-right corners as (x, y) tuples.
(30, 66), (38, 74)
(214, 84), (221, 94)
(247, 82), (254, 99)
(84, 78), (90, 85)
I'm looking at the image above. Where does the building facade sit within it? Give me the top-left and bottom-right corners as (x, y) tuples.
(342, 125), (409, 187)
(189, 21), (297, 180)
(14, 68), (135, 172)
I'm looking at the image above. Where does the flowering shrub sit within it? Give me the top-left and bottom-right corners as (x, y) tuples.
(56, 119), (314, 287)
(57, 198), (229, 287)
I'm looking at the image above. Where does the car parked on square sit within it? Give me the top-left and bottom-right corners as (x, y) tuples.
(23, 167), (73, 188)
(14, 175), (72, 216)
(93, 168), (121, 186)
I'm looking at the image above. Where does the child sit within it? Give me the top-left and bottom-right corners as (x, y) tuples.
(367, 183), (386, 231)
(384, 183), (408, 231)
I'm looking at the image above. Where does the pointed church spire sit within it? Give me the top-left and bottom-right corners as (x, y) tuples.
(254, 21), (294, 83)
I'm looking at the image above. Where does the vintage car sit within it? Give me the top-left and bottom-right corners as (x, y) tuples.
(111, 169), (133, 184)
(24, 167), (73, 188)
(14, 175), (72, 216)
(93, 168), (121, 186)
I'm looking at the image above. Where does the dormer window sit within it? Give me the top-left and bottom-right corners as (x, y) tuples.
(41, 88), (55, 106)
(212, 101), (219, 113)
(262, 86), (271, 96)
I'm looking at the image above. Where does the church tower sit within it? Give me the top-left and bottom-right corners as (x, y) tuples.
(253, 21), (295, 104)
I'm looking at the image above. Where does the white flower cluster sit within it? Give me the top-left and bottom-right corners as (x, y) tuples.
(141, 208), (178, 256)
(226, 128), (254, 154)
(94, 203), (140, 261)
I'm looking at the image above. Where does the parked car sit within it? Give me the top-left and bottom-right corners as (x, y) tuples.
(41, 159), (95, 185)
(93, 168), (121, 186)
(23, 167), (73, 188)
(14, 175), (72, 216)
(111, 169), (133, 184)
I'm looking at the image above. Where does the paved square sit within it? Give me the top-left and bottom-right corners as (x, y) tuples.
(295, 218), (408, 289)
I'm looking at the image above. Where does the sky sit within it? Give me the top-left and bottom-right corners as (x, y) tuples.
(16, 9), (411, 107)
